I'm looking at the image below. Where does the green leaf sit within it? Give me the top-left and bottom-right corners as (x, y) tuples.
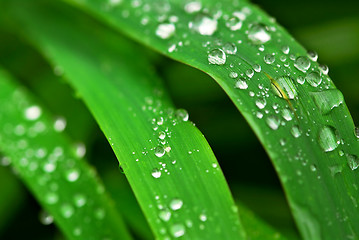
(1, 1), (245, 239)
(0, 68), (132, 240)
(59, 0), (359, 239)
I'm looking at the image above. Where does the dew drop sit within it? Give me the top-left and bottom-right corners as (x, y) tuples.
(45, 192), (59, 205)
(159, 209), (171, 222)
(310, 89), (343, 115)
(151, 168), (162, 178)
(281, 45), (290, 54)
(319, 64), (329, 75)
(54, 117), (66, 132)
(291, 125), (301, 138)
(39, 210), (54, 225)
(245, 69), (254, 78)
(155, 146), (166, 157)
(307, 50), (318, 61)
(346, 154), (359, 171)
(255, 98), (266, 109)
(234, 79), (248, 89)
(170, 198), (183, 210)
(355, 127), (359, 138)
(61, 204), (74, 218)
(281, 108), (293, 121)
(184, 1), (201, 13)
(66, 169), (80, 182)
(199, 213), (207, 222)
(229, 72), (238, 78)
(297, 76), (305, 85)
(175, 109), (189, 121)
(156, 23), (175, 39)
(191, 14), (217, 36)
(294, 56), (311, 72)
(264, 54), (275, 64)
(248, 23), (271, 44)
(223, 42), (237, 55)
(306, 71), (322, 87)
(226, 15), (243, 31)
(266, 115), (280, 130)
(25, 106), (42, 121)
(208, 49), (226, 65)
(253, 64), (261, 72)
(170, 224), (185, 238)
(329, 165), (343, 176)
(318, 126), (339, 152)
(73, 194), (87, 207)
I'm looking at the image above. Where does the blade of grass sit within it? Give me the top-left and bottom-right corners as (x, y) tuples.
(0, 68), (132, 240)
(59, 0), (359, 239)
(0, 1), (245, 239)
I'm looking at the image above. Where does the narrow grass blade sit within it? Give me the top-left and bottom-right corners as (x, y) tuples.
(0, 68), (132, 240)
(60, 0), (359, 239)
(1, 1), (245, 239)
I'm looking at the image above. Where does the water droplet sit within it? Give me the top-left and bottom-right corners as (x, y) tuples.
(39, 210), (53, 225)
(25, 106), (42, 121)
(0, 156), (11, 166)
(191, 14), (217, 36)
(248, 23), (271, 44)
(170, 198), (183, 210)
(229, 72), (238, 78)
(306, 71), (322, 87)
(159, 209), (171, 221)
(61, 204), (74, 218)
(155, 146), (165, 157)
(253, 64), (261, 72)
(346, 154), (359, 170)
(355, 127), (359, 138)
(95, 208), (105, 219)
(66, 169), (80, 182)
(152, 168), (162, 178)
(297, 76), (305, 85)
(175, 109), (189, 121)
(310, 89), (343, 115)
(226, 15), (242, 31)
(75, 143), (86, 158)
(234, 79), (248, 89)
(318, 126), (339, 152)
(271, 76), (297, 99)
(266, 115), (280, 130)
(73, 194), (87, 207)
(43, 162), (56, 173)
(184, 1), (201, 13)
(291, 125), (301, 138)
(199, 213), (207, 222)
(294, 56), (311, 72)
(329, 165), (343, 176)
(223, 42), (237, 55)
(45, 192), (58, 205)
(170, 224), (185, 238)
(255, 98), (266, 109)
(264, 54), (275, 64)
(319, 64), (329, 75)
(54, 117), (66, 132)
(156, 23), (175, 39)
(281, 108), (293, 121)
(208, 49), (226, 65)
(281, 45), (290, 54)
(245, 69), (254, 78)
(307, 50), (318, 61)
(158, 131), (166, 140)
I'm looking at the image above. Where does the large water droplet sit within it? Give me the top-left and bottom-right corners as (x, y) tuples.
(264, 54), (275, 64)
(223, 42), (237, 55)
(156, 23), (175, 39)
(155, 146), (166, 157)
(25, 106), (42, 121)
(170, 224), (185, 238)
(54, 117), (66, 132)
(234, 79), (248, 89)
(175, 109), (189, 121)
(255, 98), (266, 109)
(248, 23), (271, 44)
(346, 154), (359, 170)
(307, 50), (318, 61)
(291, 125), (302, 138)
(191, 14), (217, 36)
(170, 198), (183, 210)
(184, 1), (202, 13)
(271, 76), (297, 99)
(45, 192), (58, 205)
(226, 15), (242, 31)
(319, 64), (329, 75)
(318, 126), (339, 152)
(74, 194), (87, 207)
(159, 209), (171, 222)
(310, 89), (344, 115)
(61, 204), (74, 218)
(294, 56), (311, 72)
(39, 210), (53, 225)
(208, 49), (226, 65)
(306, 71), (322, 87)
(151, 168), (162, 178)
(66, 169), (80, 182)
(281, 108), (293, 121)
(266, 115), (280, 130)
